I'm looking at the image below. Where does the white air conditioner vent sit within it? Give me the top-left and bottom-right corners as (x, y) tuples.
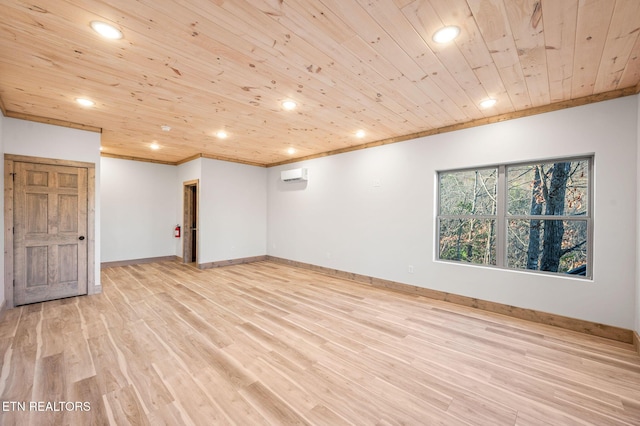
(281, 168), (308, 182)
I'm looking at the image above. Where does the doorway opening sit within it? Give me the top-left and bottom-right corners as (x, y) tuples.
(182, 180), (199, 265)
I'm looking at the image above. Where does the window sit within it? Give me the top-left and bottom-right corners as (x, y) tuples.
(437, 157), (592, 278)
(438, 168), (498, 265)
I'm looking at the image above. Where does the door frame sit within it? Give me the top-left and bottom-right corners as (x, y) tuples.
(4, 154), (97, 309)
(182, 179), (199, 265)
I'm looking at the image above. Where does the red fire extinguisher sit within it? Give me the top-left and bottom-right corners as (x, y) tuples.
(174, 225), (181, 238)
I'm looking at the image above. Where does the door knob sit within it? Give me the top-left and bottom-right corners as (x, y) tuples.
(79, 236), (85, 240)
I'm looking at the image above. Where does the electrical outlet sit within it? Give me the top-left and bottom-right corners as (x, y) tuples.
(408, 265), (414, 273)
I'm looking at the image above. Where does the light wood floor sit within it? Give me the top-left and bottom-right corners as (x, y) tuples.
(1, 261), (639, 425)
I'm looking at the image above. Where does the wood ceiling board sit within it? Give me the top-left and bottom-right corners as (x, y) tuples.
(318, 0), (422, 78)
(404, 0), (510, 117)
(618, 36), (640, 89)
(571, 0), (616, 98)
(466, 0), (532, 110)
(320, 0), (466, 124)
(8, 5), (344, 118)
(1, 0), (639, 165)
(540, 0), (578, 103)
(593, 0), (640, 93)
(207, 1), (426, 136)
(258, 0), (452, 128)
(236, 2), (450, 133)
(362, 0), (479, 122)
(2, 3), (400, 161)
(400, 1), (479, 119)
(504, 0), (551, 107)
(230, 0), (455, 135)
(432, 0), (513, 115)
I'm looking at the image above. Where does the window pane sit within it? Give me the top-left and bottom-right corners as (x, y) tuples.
(439, 218), (496, 265)
(439, 168), (497, 216)
(507, 160), (588, 216)
(507, 219), (588, 274)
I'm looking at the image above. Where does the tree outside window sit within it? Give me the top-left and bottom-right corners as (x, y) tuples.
(437, 158), (591, 278)
(438, 168), (497, 265)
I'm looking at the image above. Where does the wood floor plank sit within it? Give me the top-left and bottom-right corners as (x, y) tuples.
(61, 330), (96, 389)
(305, 404), (353, 426)
(104, 324), (175, 414)
(68, 375), (110, 426)
(237, 321), (316, 371)
(314, 345), (459, 425)
(0, 260), (638, 425)
(29, 353), (67, 426)
(192, 365), (268, 425)
(239, 380), (309, 425)
(0, 307), (23, 339)
(86, 333), (130, 396)
(250, 355), (318, 413)
(152, 358), (231, 425)
(38, 315), (67, 359)
(146, 401), (195, 426)
(103, 384), (150, 426)
(166, 301), (235, 349)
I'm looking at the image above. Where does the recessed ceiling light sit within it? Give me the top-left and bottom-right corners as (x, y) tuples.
(150, 142), (160, 150)
(160, 125), (171, 132)
(480, 98), (497, 109)
(216, 130), (228, 139)
(75, 98), (95, 107)
(287, 147), (296, 155)
(432, 26), (460, 44)
(90, 21), (123, 40)
(282, 100), (297, 111)
(355, 130), (366, 138)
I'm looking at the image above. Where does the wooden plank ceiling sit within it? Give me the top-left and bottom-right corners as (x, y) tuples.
(1, 0), (639, 166)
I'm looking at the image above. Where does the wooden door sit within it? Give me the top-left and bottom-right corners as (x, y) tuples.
(13, 161), (88, 305)
(183, 180), (198, 264)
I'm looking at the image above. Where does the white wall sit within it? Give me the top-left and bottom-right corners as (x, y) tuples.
(0, 114), (4, 308)
(173, 157), (267, 265)
(4, 117), (102, 289)
(268, 96), (639, 330)
(101, 157), (178, 262)
(102, 156), (267, 267)
(636, 94), (640, 335)
(199, 158), (267, 263)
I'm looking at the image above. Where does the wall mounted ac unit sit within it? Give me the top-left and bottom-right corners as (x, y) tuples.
(281, 168), (308, 182)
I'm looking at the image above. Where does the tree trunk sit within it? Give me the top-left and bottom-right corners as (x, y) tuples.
(466, 171), (479, 261)
(540, 162), (571, 272)
(526, 166), (543, 269)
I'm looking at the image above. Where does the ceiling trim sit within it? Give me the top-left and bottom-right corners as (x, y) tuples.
(5, 111), (102, 133)
(200, 153), (266, 168)
(100, 152), (177, 166)
(100, 152), (268, 168)
(267, 86), (639, 168)
(175, 154), (202, 166)
(175, 153), (267, 168)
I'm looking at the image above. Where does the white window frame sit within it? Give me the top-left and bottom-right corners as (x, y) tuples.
(436, 156), (593, 279)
